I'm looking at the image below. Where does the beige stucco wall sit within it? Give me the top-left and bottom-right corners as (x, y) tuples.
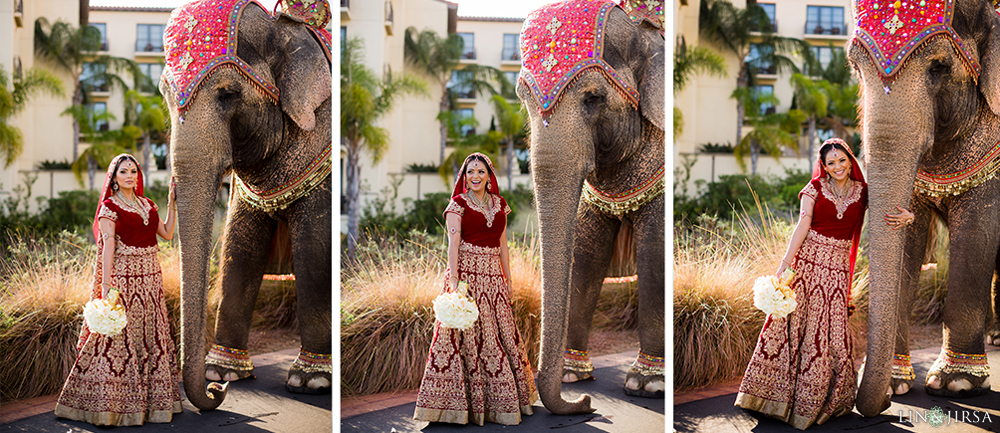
(674, 0), (853, 192)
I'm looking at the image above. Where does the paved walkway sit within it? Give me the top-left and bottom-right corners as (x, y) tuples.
(341, 350), (666, 432)
(0, 348), (331, 432)
(674, 346), (1000, 432)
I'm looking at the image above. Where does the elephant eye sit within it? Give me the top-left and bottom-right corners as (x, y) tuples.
(583, 92), (605, 107)
(218, 87), (241, 101)
(929, 60), (950, 78)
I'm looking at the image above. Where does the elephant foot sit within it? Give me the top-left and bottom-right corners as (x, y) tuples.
(987, 325), (1000, 347)
(205, 344), (255, 382)
(890, 353), (915, 395)
(623, 352), (664, 399)
(925, 350), (990, 398)
(285, 349), (332, 394)
(563, 348), (595, 383)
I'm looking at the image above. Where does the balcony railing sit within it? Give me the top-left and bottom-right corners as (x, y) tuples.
(460, 48), (476, 60)
(99, 41), (108, 51)
(749, 64), (776, 76)
(501, 49), (520, 62)
(137, 42), (164, 52)
(453, 89), (475, 99)
(805, 24), (846, 35)
(749, 19), (778, 33)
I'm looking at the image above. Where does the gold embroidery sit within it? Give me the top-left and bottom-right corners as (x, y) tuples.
(444, 199), (465, 217)
(98, 204), (118, 222)
(113, 235), (160, 257)
(110, 194), (151, 225)
(818, 179), (862, 220)
(464, 192), (501, 228)
(799, 182), (818, 201)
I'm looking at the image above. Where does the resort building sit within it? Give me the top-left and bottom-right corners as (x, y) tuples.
(673, 0), (854, 190)
(340, 0), (530, 233)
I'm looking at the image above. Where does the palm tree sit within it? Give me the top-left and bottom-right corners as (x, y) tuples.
(489, 94), (526, 192)
(673, 40), (727, 139)
(0, 65), (64, 168)
(342, 37), (428, 262)
(699, 0), (810, 149)
(123, 89), (166, 174)
(789, 73), (828, 168)
(403, 27), (512, 166)
(435, 111), (500, 184)
(63, 104), (140, 189)
(731, 86), (805, 174)
(34, 17), (144, 161)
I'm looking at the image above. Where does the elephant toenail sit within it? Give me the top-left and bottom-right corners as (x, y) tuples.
(894, 384), (909, 395)
(948, 379), (973, 392)
(206, 370), (222, 381)
(927, 376), (942, 389)
(223, 372), (240, 381)
(288, 376), (303, 387)
(562, 373), (578, 383)
(307, 377), (331, 389)
(625, 377), (641, 390)
(644, 381), (665, 393)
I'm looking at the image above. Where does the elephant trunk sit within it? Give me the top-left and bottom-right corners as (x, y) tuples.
(855, 126), (926, 417)
(532, 153), (595, 415)
(175, 158), (227, 411)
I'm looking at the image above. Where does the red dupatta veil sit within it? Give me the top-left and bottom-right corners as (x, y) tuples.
(811, 138), (866, 294)
(92, 154), (145, 243)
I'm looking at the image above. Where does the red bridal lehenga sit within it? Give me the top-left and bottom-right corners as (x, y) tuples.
(413, 193), (539, 425)
(55, 195), (182, 426)
(735, 177), (867, 430)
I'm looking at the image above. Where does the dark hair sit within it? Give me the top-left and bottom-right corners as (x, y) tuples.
(464, 154), (495, 177)
(818, 140), (851, 165)
(111, 155), (142, 192)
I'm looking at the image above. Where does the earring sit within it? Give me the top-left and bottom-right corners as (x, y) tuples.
(486, 181), (491, 192)
(111, 182), (119, 192)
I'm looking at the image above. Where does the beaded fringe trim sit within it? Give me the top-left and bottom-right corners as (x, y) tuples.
(563, 348), (593, 374)
(582, 166), (665, 216)
(892, 353), (916, 381)
(929, 349), (990, 378)
(290, 348), (332, 374)
(205, 344), (254, 372)
(914, 140), (1000, 198)
(234, 143), (332, 212)
(627, 351), (664, 377)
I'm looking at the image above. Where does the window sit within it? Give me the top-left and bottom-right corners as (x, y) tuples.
(80, 62), (108, 93)
(91, 23), (108, 51)
(458, 33), (475, 60)
(806, 6), (845, 35)
(751, 3), (776, 32)
(456, 108), (475, 137)
(812, 46), (844, 70)
(90, 102), (108, 131)
(746, 44), (775, 75)
(136, 24), (165, 52)
(449, 70), (475, 99)
(502, 34), (519, 61)
(340, 27), (347, 54)
(138, 63), (163, 93)
(753, 85), (774, 115)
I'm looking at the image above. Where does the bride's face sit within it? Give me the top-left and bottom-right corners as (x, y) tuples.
(466, 160), (488, 194)
(824, 149), (851, 183)
(115, 159), (139, 192)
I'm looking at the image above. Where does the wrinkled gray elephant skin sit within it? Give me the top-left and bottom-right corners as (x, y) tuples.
(160, 4), (332, 411)
(516, 6), (665, 415)
(850, 0), (1000, 417)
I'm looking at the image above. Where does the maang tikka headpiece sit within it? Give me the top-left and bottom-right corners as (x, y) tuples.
(519, 0), (641, 117)
(853, 0), (981, 90)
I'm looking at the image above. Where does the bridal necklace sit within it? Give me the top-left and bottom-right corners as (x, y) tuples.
(117, 191), (149, 225)
(466, 190), (498, 228)
(828, 177), (852, 200)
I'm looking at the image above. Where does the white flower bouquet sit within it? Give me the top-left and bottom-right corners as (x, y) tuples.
(752, 268), (798, 318)
(433, 281), (479, 330)
(83, 288), (127, 336)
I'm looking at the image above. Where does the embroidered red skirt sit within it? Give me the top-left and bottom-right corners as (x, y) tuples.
(413, 241), (539, 425)
(735, 230), (856, 430)
(55, 245), (182, 426)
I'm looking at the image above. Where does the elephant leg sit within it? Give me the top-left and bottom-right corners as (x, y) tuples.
(563, 205), (620, 383)
(888, 203), (934, 395)
(285, 183), (332, 394)
(926, 187), (999, 397)
(623, 195), (664, 398)
(988, 251), (1000, 346)
(206, 201), (275, 382)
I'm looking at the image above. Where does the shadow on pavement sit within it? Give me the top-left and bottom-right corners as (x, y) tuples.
(341, 363), (664, 433)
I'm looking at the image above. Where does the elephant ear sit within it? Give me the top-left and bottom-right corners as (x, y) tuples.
(978, 12), (1000, 117)
(275, 15), (331, 132)
(610, 9), (665, 131)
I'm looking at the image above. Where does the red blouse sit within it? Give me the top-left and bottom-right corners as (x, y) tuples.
(799, 178), (868, 240)
(444, 193), (512, 248)
(98, 195), (161, 248)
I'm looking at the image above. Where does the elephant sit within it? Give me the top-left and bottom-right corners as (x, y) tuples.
(849, 0), (1000, 416)
(158, 0), (333, 411)
(515, 0), (665, 415)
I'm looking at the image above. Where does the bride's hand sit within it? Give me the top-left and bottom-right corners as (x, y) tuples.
(885, 206), (915, 230)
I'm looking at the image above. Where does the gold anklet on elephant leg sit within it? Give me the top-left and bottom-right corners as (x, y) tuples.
(930, 349), (990, 378)
(564, 348), (593, 374)
(290, 348), (332, 374)
(205, 344), (254, 372)
(627, 351), (664, 376)
(892, 353), (916, 381)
